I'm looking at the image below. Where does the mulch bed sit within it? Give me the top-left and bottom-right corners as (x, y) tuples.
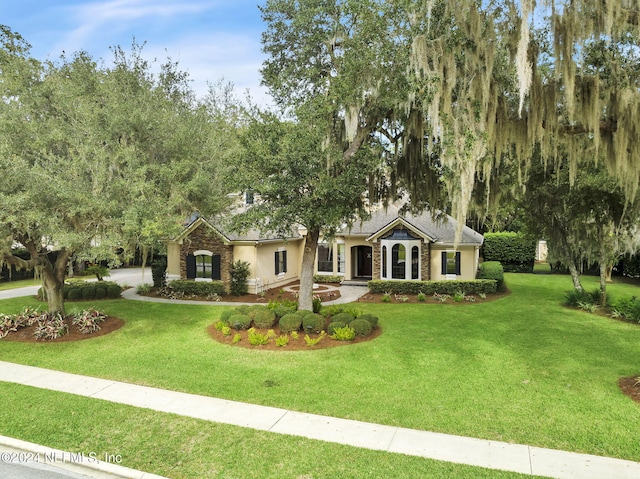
(207, 323), (381, 351)
(1, 317), (124, 343)
(355, 289), (511, 304)
(145, 282), (341, 304)
(619, 376), (640, 404)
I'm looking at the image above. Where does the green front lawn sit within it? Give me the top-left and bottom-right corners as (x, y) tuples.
(0, 273), (639, 474)
(0, 278), (40, 291)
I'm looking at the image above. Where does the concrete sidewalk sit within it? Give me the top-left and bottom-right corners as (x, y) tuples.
(1, 361), (639, 479)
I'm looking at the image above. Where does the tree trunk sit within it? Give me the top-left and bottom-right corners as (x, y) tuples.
(567, 262), (583, 292)
(298, 227), (320, 311)
(605, 265), (613, 283)
(40, 249), (70, 316)
(599, 261), (608, 307)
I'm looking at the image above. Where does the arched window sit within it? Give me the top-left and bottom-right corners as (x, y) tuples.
(392, 244), (406, 279)
(380, 229), (421, 281)
(382, 245), (387, 278)
(412, 246), (420, 279)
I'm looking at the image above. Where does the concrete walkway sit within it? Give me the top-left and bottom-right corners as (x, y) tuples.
(0, 267), (368, 305)
(1, 362), (639, 479)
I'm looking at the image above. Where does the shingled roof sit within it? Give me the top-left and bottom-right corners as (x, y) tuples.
(345, 204), (483, 246)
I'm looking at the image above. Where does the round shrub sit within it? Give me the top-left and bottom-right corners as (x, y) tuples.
(81, 286), (96, 300)
(253, 309), (277, 329)
(271, 305), (295, 319)
(68, 288), (82, 301)
(219, 309), (235, 323)
(295, 309), (315, 319)
(477, 261), (504, 289)
(235, 305), (252, 315)
(95, 287), (107, 299)
(357, 314), (379, 329)
(279, 313), (302, 333)
(229, 314), (252, 330)
(302, 313), (325, 334)
(331, 312), (355, 324)
(327, 321), (346, 336)
(248, 305), (268, 319)
(349, 319), (372, 337)
(106, 284), (122, 298)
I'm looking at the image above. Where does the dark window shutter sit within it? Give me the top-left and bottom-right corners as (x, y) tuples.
(283, 251), (287, 273)
(186, 253), (196, 279)
(212, 255), (221, 280)
(455, 252), (461, 275)
(275, 252), (279, 274)
(441, 252), (447, 275)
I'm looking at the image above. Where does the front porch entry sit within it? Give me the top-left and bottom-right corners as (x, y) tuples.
(351, 246), (372, 280)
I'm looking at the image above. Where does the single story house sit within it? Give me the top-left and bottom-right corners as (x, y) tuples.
(166, 204), (483, 294)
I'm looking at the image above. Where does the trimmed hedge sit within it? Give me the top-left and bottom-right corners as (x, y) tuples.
(228, 314), (252, 330)
(327, 321), (346, 335)
(330, 312), (356, 324)
(367, 280), (497, 295)
(477, 261), (504, 289)
(279, 313), (302, 333)
(168, 279), (226, 296)
(483, 232), (536, 273)
(55, 281), (123, 301)
(252, 309), (277, 329)
(349, 319), (372, 337)
(302, 313), (325, 334)
(358, 314), (379, 329)
(313, 274), (342, 284)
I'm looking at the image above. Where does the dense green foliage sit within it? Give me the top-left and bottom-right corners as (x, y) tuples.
(482, 233), (536, 273)
(167, 280), (226, 296)
(250, 308), (277, 329)
(278, 313), (302, 333)
(230, 260), (250, 296)
(228, 314), (252, 331)
(151, 258), (167, 288)
(349, 319), (372, 337)
(0, 29), (232, 314)
(368, 280), (497, 295)
(302, 313), (325, 334)
(477, 261), (505, 289)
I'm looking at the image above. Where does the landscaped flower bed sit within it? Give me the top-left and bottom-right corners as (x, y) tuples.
(208, 303), (380, 350)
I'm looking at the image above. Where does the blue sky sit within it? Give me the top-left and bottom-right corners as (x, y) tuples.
(2, 0), (271, 103)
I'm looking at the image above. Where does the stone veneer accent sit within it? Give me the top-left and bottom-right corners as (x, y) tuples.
(372, 242), (381, 279)
(374, 227), (432, 280)
(179, 223), (234, 290)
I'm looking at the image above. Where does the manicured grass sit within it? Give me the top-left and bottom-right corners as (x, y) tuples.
(0, 383), (542, 479)
(0, 278), (40, 291)
(0, 273), (639, 466)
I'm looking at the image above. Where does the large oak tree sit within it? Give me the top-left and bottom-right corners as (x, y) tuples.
(259, 0), (640, 237)
(0, 27), (230, 314)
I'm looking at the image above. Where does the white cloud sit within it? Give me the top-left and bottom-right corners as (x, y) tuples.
(144, 31), (273, 105)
